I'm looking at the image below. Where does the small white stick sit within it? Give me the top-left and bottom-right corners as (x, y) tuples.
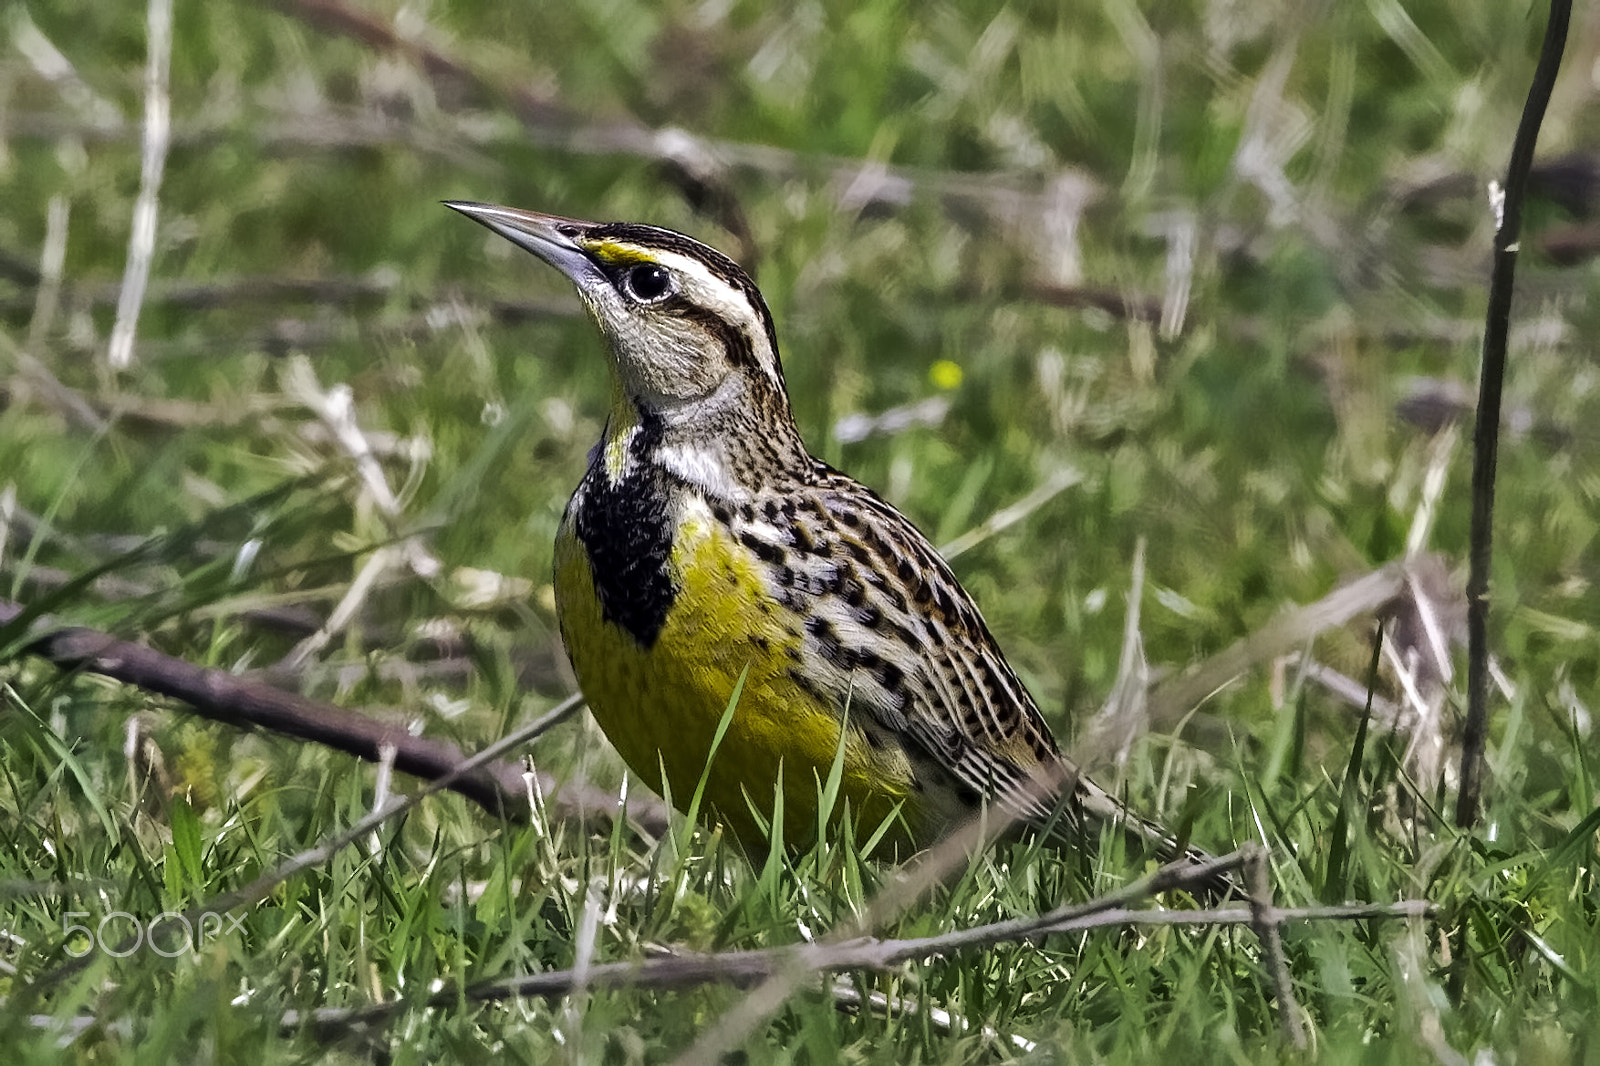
(107, 0), (173, 370)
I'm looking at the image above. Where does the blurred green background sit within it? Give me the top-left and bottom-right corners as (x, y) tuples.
(2, 0), (1598, 1060)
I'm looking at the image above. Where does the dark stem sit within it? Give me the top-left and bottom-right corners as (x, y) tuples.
(1456, 0), (1571, 830)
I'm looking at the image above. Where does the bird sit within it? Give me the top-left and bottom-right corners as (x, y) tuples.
(445, 199), (1224, 884)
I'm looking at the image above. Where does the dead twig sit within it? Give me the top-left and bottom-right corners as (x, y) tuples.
(938, 467), (1083, 562)
(0, 597), (571, 824)
(1015, 280), (1164, 323)
(5, 556), (572, 693)
(285, 843), (1429, 1039)
(1082, 537), (1151, 769)
(1244, 845), (1308, 1049)
(674, 843), (1244, 1065)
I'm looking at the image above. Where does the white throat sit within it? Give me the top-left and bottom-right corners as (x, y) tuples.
(653, 439), (746, 502)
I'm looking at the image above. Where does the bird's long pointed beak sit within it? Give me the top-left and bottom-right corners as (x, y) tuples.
(443, 200), (604, 287)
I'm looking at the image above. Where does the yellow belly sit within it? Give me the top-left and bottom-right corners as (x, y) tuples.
(554, 508), (917, 854)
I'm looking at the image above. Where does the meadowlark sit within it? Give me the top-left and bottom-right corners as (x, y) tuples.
(446, 200), (1220, 878)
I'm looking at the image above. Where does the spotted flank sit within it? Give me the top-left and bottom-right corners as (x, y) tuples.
(446, 199), (1231, 889)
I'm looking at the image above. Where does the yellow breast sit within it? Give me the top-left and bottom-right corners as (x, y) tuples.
(554, 501), (917, 853)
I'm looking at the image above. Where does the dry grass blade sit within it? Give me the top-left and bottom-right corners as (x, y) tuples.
(1081, 537), (1151, 769)
(939, 467), (1083, 561)
(106, 0), (172, 370)
(1142, 562), (1408, 739)
(828, 980), (1037, 1053)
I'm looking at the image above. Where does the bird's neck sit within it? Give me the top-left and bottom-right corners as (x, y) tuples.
(598, 388), (809, 501)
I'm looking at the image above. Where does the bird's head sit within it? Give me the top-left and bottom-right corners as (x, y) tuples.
(446, 202), (791, 428)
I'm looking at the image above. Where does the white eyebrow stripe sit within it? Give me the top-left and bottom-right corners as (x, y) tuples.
(640, 248), (784, 389)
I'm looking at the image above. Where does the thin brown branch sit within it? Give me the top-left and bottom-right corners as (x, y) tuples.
(674, 845), (1243, 1065)
(10, 274), (400, 312)
(1245, 845), (1307, 1049)
(1395, 376), (1575, 451)
(286, 852), (1430, 1037)
(1019, 279), (1165, 323)
(3, 556), (572, 694)
(1286, 653), (1405, 728)
(0, 334), (108, 436)
(1390, 150), (1600, 217)
(1, 108), (498, 175)
(0, 598), (603, 826)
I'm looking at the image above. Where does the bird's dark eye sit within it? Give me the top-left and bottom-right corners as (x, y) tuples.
(622, 263), (675, 302)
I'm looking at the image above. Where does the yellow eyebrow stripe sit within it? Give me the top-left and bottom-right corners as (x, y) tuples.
(584, 241), (657, 266)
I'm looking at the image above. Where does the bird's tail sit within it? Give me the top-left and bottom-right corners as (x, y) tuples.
(1070, 775), (1241, 900)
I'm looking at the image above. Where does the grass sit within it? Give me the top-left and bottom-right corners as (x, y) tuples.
(2, 0), (1598, 1060)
